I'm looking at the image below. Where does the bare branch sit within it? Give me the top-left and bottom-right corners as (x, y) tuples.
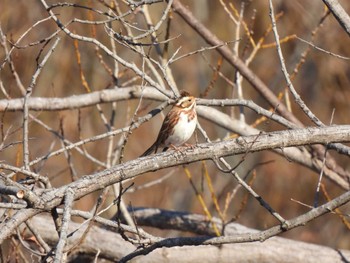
(1, 125), (350, 243)
(171, 0), (301, 126)
(53, 188), (74, 262)
(19, 210), (350, 262)
(268, 0), (324, 127)
(322, 0), (350, 36)
(120, 189), (350, 261)
(22, 37), (60, 171)
(1, 1), (350, 260)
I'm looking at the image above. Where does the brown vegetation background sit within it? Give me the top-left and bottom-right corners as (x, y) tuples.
(1, 0), (350, 255)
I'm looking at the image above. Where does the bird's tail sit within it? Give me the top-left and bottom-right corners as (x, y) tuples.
(141, 143), (170, 157)
(140, 143), (158, 157)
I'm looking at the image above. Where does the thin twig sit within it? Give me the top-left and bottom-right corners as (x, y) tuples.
(314, 108), (336, 207)
(22, 37), (60, 171)
(296, 36), (350, 60)
(268, 0), (324, 127)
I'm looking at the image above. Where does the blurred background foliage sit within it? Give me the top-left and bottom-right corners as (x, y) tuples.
(0, 0), (350, 250)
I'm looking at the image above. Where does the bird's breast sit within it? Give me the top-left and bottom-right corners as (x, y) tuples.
(164, 110), (197, 146)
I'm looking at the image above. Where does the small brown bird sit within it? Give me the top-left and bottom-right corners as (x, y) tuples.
(141, 91), (197, 156)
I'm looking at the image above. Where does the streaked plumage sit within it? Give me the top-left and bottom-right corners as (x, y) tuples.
(141, 91), (197, 156)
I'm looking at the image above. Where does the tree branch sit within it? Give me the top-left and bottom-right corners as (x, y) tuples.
(121, 196), (350, 261)
(170, 0), (301, 126)
(322, 0), (350, 36)
(19, 208), (350, 262)
(1, 125), (350, 242)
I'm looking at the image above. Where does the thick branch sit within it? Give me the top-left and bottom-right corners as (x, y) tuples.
(120, 190), (350, 261)
(20, 214), (136, 262)
(20, 210), (350, 262)
(0, 86), (166, 111)
(44, 124), (350, 204)
(0, 88), (347, 191)
(1, 125), (350, 242)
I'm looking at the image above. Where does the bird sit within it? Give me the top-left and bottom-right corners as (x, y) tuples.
(141, 90), (197, 156)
